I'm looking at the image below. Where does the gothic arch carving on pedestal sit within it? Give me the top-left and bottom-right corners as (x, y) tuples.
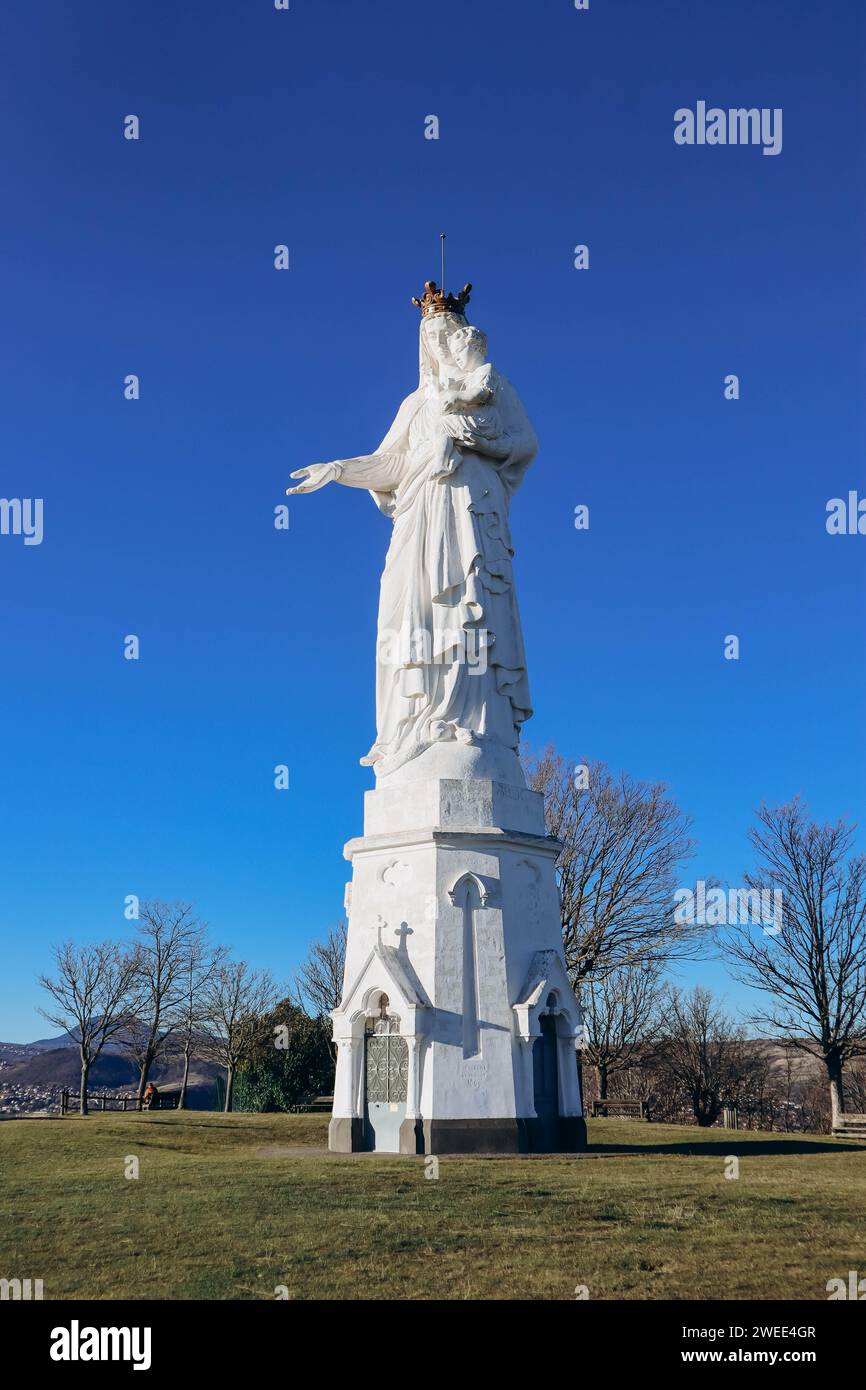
(448, 871), (490, 909)
(448, 872), (494, 1060)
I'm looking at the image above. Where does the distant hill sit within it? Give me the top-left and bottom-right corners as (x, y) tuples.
(0, 1026), (126, 1055)
(0, 1033), (79, 1054)
(19, 1030), (82, 1051)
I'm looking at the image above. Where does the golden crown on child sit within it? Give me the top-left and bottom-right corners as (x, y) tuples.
(411, 279), (472, 317)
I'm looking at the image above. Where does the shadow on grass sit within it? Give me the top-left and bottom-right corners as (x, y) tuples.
(588, 1138), (858, 1156)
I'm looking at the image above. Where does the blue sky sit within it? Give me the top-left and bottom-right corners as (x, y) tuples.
(1, 0), (864, 1040)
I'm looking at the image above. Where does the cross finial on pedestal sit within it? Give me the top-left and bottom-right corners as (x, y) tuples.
(394, 921), (413, 953)
(376, 915), (386, 949)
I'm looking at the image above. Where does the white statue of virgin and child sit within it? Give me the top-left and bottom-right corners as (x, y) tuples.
(288, 282), (539, 786)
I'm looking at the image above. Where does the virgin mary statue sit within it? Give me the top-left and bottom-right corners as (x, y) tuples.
(288, 281), (538, 786)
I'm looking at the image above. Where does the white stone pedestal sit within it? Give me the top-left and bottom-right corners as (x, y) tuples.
(329, 770), (586, 1154)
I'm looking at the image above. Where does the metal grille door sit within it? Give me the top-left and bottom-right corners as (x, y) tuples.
(364, 1017), (408, 1151)
(365, 1033), (408, 1103)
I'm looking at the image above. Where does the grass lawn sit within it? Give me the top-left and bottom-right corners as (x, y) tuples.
(1, 1113), (863, 1300)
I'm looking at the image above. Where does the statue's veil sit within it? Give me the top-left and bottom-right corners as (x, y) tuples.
(369, 311), (537, 512)
(366, 314), (463, 513)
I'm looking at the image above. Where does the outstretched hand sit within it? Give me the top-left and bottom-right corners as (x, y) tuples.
(286, 462), (341, 495)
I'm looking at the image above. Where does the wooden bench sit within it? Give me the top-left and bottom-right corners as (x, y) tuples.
(290, 1094), (334, 1113)
(591, 1099), (649, 1120)
(147, 1094), (179, 1111)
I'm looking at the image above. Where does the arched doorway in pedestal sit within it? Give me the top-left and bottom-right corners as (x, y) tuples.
(363, 994), (408, 1152)
(532, 995), (560, 1152)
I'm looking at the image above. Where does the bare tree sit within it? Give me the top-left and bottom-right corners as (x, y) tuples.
(202, 960), (280, 1112)
(293, 921), (347, 1062)
(721, 799), (866, 1127)
(845, 1063), (866, 1115)
(658, 985), (753, 1127)
(38, 941), (140, 1116)
(735, 1045), (782, 1131)
(779, 1043), (799, 1133)
(174, 934), (226, 1110)
(525, 747), (700, 979)
(579, 959), (663, 1102)
(294, 921), (347, 1017)
(120, 901), (205, 1107)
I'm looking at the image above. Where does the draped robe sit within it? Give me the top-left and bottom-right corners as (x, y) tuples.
(336, 316), (538, 779)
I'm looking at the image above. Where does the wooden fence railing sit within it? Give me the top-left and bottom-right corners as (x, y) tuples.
(60, 1089), (179, 1114)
